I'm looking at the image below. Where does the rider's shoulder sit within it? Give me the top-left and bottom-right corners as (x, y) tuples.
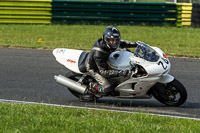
(93, 38), (107, 50)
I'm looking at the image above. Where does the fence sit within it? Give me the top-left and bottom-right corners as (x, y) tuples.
(191, 3), (200, 27)
(0, 0), (52, 24)
(176, 3), (192, 26)
(51, 1), (177, 26)
(0, 0), (200, 27)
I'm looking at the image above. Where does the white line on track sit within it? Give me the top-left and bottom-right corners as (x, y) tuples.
(0, 98), (200, 121)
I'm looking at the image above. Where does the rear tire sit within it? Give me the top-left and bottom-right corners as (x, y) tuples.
(152, 79), (187, 106)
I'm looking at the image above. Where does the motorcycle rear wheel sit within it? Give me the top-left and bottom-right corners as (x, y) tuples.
(152, 79), (187, 106)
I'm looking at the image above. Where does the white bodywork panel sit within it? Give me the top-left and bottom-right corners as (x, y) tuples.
(107, 43), (173, 98)
(115, 76), (159, 97)
(53, 48), (83, 74)
(158, 74), (174, 84)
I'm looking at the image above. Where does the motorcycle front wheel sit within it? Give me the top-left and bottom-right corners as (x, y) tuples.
(152, 79), (187, 106)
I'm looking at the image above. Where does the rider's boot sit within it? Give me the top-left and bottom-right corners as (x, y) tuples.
(79, 82), (99, 102)
(89, 82), (111, 96)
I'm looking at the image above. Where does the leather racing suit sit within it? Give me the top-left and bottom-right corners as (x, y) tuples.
(85, 38), (138, 95)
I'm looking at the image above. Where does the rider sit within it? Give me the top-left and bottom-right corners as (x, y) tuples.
(82, 27), (138, 100)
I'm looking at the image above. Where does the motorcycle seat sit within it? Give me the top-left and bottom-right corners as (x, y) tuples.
(78, 51), (88, 73)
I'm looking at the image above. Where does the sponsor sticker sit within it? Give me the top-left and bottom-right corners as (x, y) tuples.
(67, 59), (76, 63)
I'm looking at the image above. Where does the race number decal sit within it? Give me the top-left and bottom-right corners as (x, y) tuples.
(158, 61), (167, 70)
(158, 58), (169, 70)
(162, 58), (169, 64)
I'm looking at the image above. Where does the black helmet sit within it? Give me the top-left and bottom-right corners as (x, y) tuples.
(103, 27), (121, 49)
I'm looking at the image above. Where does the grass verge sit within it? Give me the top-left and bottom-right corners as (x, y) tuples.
(0, 102), (200, 133)
(0, 24), (200, 58)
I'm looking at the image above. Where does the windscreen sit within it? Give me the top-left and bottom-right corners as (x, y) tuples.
(134, 42), (160, 62)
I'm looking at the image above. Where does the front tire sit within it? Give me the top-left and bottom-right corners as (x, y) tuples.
(152, 79), (187, 106)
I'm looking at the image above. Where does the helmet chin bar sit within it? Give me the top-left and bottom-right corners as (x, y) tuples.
(106, 42), (120, 50)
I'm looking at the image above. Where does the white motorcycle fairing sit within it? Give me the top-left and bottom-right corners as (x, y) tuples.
(53, 48), (85, 74)
(107, 42), (174, 98)
(158, 74), (174, 84)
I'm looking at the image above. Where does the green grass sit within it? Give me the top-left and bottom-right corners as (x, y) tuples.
(0, 24), (200, 57)
(0, 103), (199, 133)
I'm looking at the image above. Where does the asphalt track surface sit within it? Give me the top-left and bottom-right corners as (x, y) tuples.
(0, 48), (200, 119)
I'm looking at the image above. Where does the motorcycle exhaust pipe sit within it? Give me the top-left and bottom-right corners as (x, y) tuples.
(54, 75), (87, 94)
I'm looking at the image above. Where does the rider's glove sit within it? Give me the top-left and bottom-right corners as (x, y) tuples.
(117, 70), (132, 77)
(120, 40), (137, 49)
(128, 41), (136, 45)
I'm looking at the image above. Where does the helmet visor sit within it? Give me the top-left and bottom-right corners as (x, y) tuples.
(107, 38), (120, 45)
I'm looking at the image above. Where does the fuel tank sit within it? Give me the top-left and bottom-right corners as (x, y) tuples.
(107, 51), (133, 70)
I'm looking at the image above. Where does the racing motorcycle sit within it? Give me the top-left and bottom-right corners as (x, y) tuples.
(53, 41), (187, 106)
